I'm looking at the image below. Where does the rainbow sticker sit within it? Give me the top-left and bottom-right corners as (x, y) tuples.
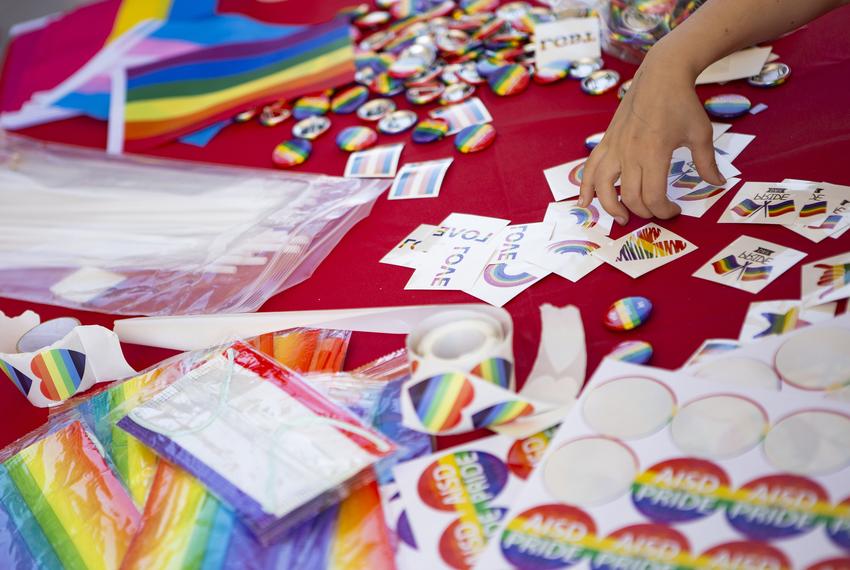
(500, 504), (597, 569)
(731, 198), (762, 217)
(408, 372), (474, 432)
(272, 139), (311, 168)
(548, 240), (599, 256)
(482, 263), (537, 288)
(632, 458), (731, 523)
(292, 94), (330, 119)
(439, 507), (507, 569)
(330, 85), (369, 114)
(568, 205), (600, 228)
(725, 474), (829, 541)
(336, 126), (378, 152)
(472, 401), (534, 428)
(455, 123), (496, 153)
(568, 161), (585, 186)
(507, 426), (558, 480)
(615, 227), (688, 261)
(0, 360), (33, 396)
(31, 349), (86, 401)
(471, 357), (513, 388)
(591, 523), (691, 570)
(700, 540), (791, 570)
(671, 173), (703, 190)
(488, 64), (530, 97)
(827, 496), (850, 550)
(417, 451), (509, 511)
(677, 184), (725, 201)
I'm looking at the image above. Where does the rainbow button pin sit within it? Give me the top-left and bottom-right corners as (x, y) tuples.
(604, 296), (653, 331)
(607, 340), (653, 364)
(488, 64), (530, 96)
(412, 118), (449, 143)
(704, 94), (752, 118)
(336, 126), (378, 152)
(272, 139), (312, 168)
(455, 123), (496, 153)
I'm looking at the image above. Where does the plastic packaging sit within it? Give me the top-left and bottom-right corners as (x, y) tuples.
(116, 342), (397, 544)
(0, 133), (388, 316)
(0, 413), (140, 569)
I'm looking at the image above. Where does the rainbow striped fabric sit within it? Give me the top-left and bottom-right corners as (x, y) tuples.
(123, 17), (354, 150)
(0, 420), (140, 569)
(388, 158), (453, 199)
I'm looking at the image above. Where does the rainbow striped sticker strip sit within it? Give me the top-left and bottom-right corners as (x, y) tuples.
(430, 97), (493, 135)
(388, 158), (453, 200)
(344, 143), (404, 178)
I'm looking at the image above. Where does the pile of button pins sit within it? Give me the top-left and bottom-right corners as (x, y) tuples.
(227, 0), (628, 169)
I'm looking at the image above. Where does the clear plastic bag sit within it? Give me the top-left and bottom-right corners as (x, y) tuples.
(0, 133), (388, 316)
(116, 342), (397, 544)
(597, 0), (706, 63)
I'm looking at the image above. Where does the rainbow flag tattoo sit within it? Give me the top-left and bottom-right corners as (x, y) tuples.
(800, 201), (828, 218)
(767, 199), (796, 218)
(755, 308), (807, 338)
(815, 263), (850, 298)
(677, 184), (725, 201)
(712, 255), (771, 281)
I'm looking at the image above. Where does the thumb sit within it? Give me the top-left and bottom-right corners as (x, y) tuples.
(689, 129), (726, 186)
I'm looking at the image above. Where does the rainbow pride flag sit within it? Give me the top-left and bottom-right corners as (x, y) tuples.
(121, 16), (354, 150)
(0, 420), (140, 569)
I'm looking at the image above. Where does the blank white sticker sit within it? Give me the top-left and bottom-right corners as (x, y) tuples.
(774, 327), (850, 391)
(671, 395), (767, 459)
(582, 377), (675, 439)
(543, 437), (637, 507)
(691, 357), (780, 391)
(764, 410), (850, 475)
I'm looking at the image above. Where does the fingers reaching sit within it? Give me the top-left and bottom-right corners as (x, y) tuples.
(594, 162), (630, 225)
(689, 123), (726, 186)
(620, 165), (653, 219)
(642, 159), (681, 219)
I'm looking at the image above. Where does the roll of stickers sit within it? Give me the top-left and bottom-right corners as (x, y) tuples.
(0, 321), (136, 407)
(401, 306), (553, 435)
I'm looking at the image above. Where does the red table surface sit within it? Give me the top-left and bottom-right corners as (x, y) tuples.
(1, 7), (850, 449)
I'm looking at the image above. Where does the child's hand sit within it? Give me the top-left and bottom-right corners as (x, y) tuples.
(578, 48), (726, 225)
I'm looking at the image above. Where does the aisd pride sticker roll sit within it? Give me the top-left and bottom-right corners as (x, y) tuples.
(501, 504), (597, 569)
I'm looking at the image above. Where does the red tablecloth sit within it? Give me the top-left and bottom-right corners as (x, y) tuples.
(2, 6), (850, 449)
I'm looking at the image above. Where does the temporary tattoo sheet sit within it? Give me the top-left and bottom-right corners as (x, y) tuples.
(693, 235), (806, 294)
(801, 251), (850, 307)
(544, 199), (615, 237)
(381, 224), (439, 268)
(344, 143), (404, 178)
(713, 132), (756, 162)
(543, 158), (586, 202)
(394, 427), (558, 570)
(594, 223), (697, 278)
(783, 181), (850, 243)
(669, 177), (741, 218)
(718, 182), (821, 226)
(389, 158), (453, 200)
(738, 299), (838, 341)
(528, 226), (611, 282)
(406, 214), (510, 291)
(475, 357), (850, 570)
(464, 224), (554, 307)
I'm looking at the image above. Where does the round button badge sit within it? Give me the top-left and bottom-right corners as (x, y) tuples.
(704, 94), (752, 118)
(292, 115), (331, 140)
(412, 118), (450, 143)
(272, 139), (312, 168)
(378, 110), (418, 134)
(581, 70), (621, 95)
(748, 62), (791, 88)
(357, 98), (397, 121)
(336, 126), (378, 152)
